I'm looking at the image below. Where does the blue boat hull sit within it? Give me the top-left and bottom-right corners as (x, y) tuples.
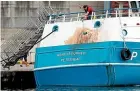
(34, 65), (140, 86)
(34, 41), (140, 86)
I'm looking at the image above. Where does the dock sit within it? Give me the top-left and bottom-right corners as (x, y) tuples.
(1, 64), (36, 90)
(1, 64), (34, 71)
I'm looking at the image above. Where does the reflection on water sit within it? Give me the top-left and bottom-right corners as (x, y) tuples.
(36, 86), (140, 91)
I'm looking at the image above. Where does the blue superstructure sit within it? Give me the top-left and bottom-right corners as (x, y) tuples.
(34, 41), (140, 86)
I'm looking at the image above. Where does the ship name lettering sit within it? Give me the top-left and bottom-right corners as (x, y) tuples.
(61, 58), (80, 62)
(57, 52), (86, 57)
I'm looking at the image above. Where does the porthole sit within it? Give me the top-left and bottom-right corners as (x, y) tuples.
(94, 21), (101, 28)
(122, 29), (128, 36)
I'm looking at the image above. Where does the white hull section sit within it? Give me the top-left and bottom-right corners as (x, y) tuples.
(40, 17), (140, 47)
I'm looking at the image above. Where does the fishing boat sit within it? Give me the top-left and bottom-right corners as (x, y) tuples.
(34, 1), (140, 86)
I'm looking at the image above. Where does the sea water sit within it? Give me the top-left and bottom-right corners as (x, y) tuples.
(36, 86), (140, 91)
(3, 86), (140, 91)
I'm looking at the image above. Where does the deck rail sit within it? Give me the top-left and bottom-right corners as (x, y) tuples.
(47, 8), (140, 23)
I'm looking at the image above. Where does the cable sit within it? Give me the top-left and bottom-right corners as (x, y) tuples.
(118, 10), (128, 49)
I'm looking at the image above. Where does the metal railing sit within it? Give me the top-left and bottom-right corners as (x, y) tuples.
(47, 8), (140, 23)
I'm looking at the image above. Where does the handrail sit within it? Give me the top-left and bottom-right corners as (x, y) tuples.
(47, 8), (140, 17)
(46, 8), (140, 24)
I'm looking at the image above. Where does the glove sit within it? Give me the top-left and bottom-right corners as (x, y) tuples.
(84, 15), (88, 20)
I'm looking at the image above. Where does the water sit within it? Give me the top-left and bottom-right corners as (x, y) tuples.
(2, 86), (140, 91)
(36, 86), (140, 91)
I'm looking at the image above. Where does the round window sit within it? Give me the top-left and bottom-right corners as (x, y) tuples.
(122, 29), (127, 36)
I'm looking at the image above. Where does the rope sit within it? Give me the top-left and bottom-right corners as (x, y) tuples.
(78, 17), (85, 44)
(118, 10), (128, 49)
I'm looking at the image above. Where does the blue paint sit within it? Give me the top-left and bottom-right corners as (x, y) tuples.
(114, 65), (140, 85)
(94, 21), (101, 28)
(35, 66), (108, 86)
(52, 25), (59, 32)
(34, 41), (140, 86)
(35, 42), (110, 68)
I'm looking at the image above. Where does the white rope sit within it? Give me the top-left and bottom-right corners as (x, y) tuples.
(118, 10), (128, 49)
(80, 18), (85, 43)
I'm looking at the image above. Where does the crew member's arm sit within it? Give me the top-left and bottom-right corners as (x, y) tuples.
(85, 12), (89, 16)
(84, 12), (89, 19)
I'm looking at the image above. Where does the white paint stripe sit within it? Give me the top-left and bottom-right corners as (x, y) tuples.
(125, 37), (140, 39)
(34, 63), (140, 71)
